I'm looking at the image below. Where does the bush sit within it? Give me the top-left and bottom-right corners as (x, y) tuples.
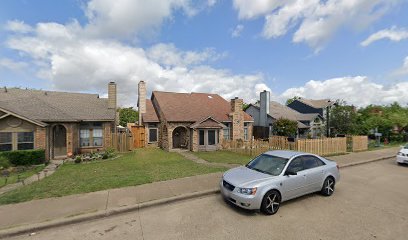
(0, 156), (10, 169)
(74, 156), (82, 164)
(0, 149), (45, 166)
(105, 147), (116, 158)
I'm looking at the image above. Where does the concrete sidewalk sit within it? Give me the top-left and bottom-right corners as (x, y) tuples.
(0, 147), (400, 238)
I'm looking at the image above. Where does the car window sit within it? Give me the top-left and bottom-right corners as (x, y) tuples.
(302, 156), (320, 170)
(287, 157), (304, 173)
(246, 154), (289, 176)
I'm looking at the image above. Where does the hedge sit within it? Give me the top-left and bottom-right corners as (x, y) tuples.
(0, 149), (45, 166)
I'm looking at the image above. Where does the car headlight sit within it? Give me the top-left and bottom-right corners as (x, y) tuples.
(237, 187), (257, 195)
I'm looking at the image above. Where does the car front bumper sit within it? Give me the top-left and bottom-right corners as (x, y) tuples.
(219, 180), (262, 210)
(397, 155), (408, 164)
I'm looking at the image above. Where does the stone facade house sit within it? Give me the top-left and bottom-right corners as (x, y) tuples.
(137, 81), (253, 151)
(0, 82), (117, 160)
(246, 91), (324, 139)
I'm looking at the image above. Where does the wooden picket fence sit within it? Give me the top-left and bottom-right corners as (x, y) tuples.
(221, 136), (347, 157)
(350, 135), (368, 152)
(111, 132), (134, 152)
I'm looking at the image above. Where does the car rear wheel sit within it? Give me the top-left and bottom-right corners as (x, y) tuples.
(260, 190), (281, 215)
(321, 177), (335, 196)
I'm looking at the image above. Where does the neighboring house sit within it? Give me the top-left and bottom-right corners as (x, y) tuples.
(0, 82), (117, 160)
(287, 98), (333, 120)
(245, 91), (324, 138)
(137, 81), (253, 152)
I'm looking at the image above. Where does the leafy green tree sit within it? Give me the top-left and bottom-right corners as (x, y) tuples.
(272, 118), (298, 137)
(329, 100), (358, 135)
(118, 107), (138, 127)
(286, 96), (301, 105)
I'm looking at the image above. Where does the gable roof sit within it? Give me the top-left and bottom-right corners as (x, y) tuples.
(250, 101), (321, 129)
(150, 91), (253, 122)
(190, 116), (227, 129)
(0, 88), (115, 122)
(296, 98), (333, 109)
(142, 99), (159, 123)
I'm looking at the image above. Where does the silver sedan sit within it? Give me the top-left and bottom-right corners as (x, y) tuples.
(220, 150), (340, 215)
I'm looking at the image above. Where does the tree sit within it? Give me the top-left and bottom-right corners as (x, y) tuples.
(118, 107), (138, 127)
(272, 118), (298, 137)
(286, 96), (301, 105)
(329, 100), (358, 136)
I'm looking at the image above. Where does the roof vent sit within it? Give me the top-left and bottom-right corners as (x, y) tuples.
(208, 96), (213, 99)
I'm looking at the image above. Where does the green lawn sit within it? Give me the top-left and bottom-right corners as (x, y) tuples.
(193, 151), (252, 165)
(0, 165), (45, 188)
(0, 148), (226, 205)
(368, 141), (407, 151)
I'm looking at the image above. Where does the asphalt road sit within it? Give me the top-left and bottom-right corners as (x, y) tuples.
(10, 159), (408, 240)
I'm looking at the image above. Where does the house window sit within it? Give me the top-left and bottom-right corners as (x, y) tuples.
(0, 132), (34, 151)
(80, 129), (90, 147)
(244, 123), (249, 141)
(80, 122), (103, 147)
(17, 132), (34, 150)
(199, 130), (205, 145)
(208, 130), (216, 145)
(149, 128), (158, 142)
(0, 132), (12, 152)
(223, 128), (230, 140)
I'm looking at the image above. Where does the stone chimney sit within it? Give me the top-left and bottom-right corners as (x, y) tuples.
(138, 80), (147, 125)
(259, 90), (270, 127)
(230, 97), (244, 140)
(108, 82), (117, 110)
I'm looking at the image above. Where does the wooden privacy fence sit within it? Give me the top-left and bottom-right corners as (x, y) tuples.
(350, 135), (368, 152)
(111, 132), (134, 152)
(221, 136), (347, 157)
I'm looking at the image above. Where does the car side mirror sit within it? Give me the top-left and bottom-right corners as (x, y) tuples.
(285, 170), (297, 176)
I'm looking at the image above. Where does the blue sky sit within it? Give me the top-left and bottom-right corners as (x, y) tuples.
(1, 0), (408, 107)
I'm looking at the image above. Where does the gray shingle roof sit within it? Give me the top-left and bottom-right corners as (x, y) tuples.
(0, 88), (115, 122)
(297, 98), (333, 109)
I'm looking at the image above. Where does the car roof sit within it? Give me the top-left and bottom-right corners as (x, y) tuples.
(263, 150), (310, 159)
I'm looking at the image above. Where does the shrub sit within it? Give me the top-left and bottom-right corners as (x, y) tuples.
(0, 149), (45, 166)
(0, 156), (10, 169)
(74, 156), (82, 164)
(105, 147), (116, 158)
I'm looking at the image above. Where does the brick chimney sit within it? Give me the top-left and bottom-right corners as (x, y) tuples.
(259, 90), (270, 127)
(230, 97), (244, 140)
(138, 80), (147, 125)
(108, 82), (117, 110)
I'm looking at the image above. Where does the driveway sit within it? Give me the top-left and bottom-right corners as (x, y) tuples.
(9, 159), (408, 240)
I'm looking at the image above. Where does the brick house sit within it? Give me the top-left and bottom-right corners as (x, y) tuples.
(137, 81), (253, 151)
(246, 91), (324, 139)
(0, 82), (117, 160)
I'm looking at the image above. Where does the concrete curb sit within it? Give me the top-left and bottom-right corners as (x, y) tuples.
(0, 155), (396, 239)
(0, 189), (220, 239)
(339, 155), (394, 168)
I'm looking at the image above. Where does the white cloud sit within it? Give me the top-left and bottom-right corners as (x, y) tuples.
(392, 56), (408, 76)
(84, 0), (196, 39)
(0, 58), (28, 71)
(361, 26), (408, 46)
(279, 76), (408, 107)
(233, 0), (402, 50)
(4, 20), (33, 33)
(231, 24), (244, 38)
(5, 21), (267, 106)
(146, 43), (226, 67)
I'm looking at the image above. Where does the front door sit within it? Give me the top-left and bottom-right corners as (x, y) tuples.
(53, 125), (67, 157)
(198, 129), (218, 151)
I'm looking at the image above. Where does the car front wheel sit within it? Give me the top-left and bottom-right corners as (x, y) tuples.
(260, 190), (281, 215)
(321, 177), (335, 196)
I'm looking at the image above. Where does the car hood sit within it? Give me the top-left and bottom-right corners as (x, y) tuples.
(223, 166), (274, 187)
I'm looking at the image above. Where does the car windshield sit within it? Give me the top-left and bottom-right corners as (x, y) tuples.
(404, 144), (408, 149)
(246, 154), (289, 176)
